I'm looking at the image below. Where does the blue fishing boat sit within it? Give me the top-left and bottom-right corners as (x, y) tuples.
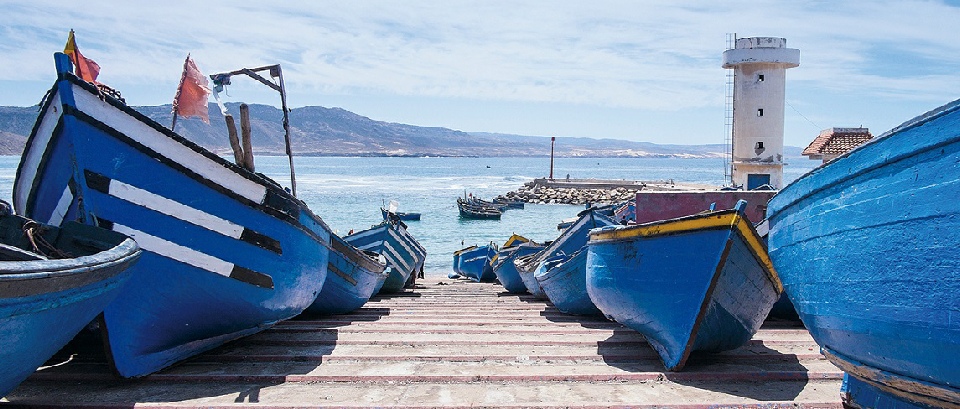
(381, 207), (421, 221)
(516, 208), (616, 300)
(13, 53), (334, 377)
(534, 248), (601, 316)
(492, 235), (543, 293)
(452, 244), (477, 277)
(304, 233), (387, 315)
(345, 219), (426, 293)
(586, 201), (782, 371)
(457, 244), (496, 282)
(0, 211), (141, 397)
(767, 98), (960, 407)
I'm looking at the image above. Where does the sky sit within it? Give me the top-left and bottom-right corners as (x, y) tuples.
(1, 1), (959, 147)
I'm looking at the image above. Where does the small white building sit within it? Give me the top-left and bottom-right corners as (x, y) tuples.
(722, 37), (800, 190)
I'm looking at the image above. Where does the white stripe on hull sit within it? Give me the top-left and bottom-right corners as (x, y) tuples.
(107, 179), (244, 239)
(111, 223), (234, 277)
(46, 185), (73, 226)
(72, 86), (267, 204)
(15, 93), (62, 213)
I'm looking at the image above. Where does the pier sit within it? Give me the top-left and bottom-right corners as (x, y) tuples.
(2, 281), (843, 408)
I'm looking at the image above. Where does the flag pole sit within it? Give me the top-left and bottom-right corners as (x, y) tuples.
(170, 54), (191, 132)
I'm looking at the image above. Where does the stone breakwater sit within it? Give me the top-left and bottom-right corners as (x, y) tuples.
(497, 180), (640, 205)
(495, 178), (720, 205)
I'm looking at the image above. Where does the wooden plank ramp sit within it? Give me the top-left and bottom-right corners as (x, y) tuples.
(1, 280), (843, 408)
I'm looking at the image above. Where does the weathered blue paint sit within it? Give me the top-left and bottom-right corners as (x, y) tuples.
(586, 206), (781, 371)
(767, 98), (960, 405)
(14, 54), (332, 378)
(492, 242), (544, 293)
(456, 244), (496, 282)
(0, 215), (140, 397)
(535, 248), (602, 316)
(345, 220), (426, 293)
(305, 233), (386, 315)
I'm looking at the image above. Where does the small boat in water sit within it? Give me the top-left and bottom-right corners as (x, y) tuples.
(767, 98), (960, 408)
(346, 218), (426, 293)
(516, 208), (616, 300)
(586, 201), (782, 371)
(1, 210), (141, 397)
(492, 235), (543, 293)
(455, 244), (496, 282)
(304, 233), (387, 315)
(457, 198), (502, 220)
(381, 207), (421, 221)
(14, 53), (334, 377)
(534, 248), (601, 316)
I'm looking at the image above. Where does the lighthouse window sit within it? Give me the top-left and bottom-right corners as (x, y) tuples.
(757, 108), (764, 117)
(758, 74), (765, 82)
(756, 142), (764, 149)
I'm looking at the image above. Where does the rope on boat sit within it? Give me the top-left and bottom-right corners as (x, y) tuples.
(22, 220), (72, 260)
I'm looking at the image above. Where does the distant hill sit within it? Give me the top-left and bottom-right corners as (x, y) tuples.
(0, 103), (802, 159)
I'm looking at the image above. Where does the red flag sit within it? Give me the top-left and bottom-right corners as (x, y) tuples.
(63, 30), (100, 83)
(172, 54), (211, 124)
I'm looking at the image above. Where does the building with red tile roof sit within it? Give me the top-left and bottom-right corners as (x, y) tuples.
(802, 127), (873, 164)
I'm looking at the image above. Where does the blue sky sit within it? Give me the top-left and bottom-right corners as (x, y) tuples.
(1, 1), (959, 147)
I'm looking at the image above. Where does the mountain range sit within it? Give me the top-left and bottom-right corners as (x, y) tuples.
(0, 103), (802, 158)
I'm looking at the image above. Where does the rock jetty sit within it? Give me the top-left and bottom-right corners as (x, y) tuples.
(496, 177), (719, 205)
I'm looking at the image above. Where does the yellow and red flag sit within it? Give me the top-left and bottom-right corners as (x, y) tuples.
(63, 29), (100, 83)
(172, 54), (211, 123)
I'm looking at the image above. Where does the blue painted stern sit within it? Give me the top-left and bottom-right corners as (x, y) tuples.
(345, 220), (426, 293)
(535, 248), (601, 316)
(305, 233), (387, 315)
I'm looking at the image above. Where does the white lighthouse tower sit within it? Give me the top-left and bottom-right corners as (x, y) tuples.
(722, 37), (799, 190)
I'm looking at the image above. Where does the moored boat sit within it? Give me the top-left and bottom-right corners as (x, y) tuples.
(381, 207), (421, 221)
(586, 201), (782, 371)
(767, 98), (960, 407)
(0, 211), (141, 397)
(345, 219), (426, 293)
(457, 198), (502, 220)
(304, 233), (387, 315)
(14, 53), (333, 377)
(534, 248), (601, 316)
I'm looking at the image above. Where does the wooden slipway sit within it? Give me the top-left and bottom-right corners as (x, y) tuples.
(1, 281), (843, 408)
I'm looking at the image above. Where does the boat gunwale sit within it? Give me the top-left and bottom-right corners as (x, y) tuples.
(824, 347), (960, 409)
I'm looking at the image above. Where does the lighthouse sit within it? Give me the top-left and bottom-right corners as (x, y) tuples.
(722, 37), (799, 190)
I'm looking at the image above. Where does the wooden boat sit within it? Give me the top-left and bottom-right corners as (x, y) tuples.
(381, 207), (421, 221)
(766, 98), (960, 408)
(0, 211), (141, 397)
(457, 198), (502, 220)
(534, 248), (601, 316)
(456, 244), (496, 282)
(491, 235), (539, 293)
(586, 201), (782, 371)
(304, 233), (387, 315)
(452, 244), (477, 276)
(516, 208), (616, 300)
(493, 197), (525, 209)
(14, 53), (334, 377)
(345, 219), (426, 293)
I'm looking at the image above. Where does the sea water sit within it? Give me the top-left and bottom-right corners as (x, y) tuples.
(0, 155), (818, 278)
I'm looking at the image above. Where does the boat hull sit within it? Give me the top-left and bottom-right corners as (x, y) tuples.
(493, 243), (543, 293)
(306, 234), (386, 315)
(14, 56), (331, 377)
(587, 208), (781, 371)
(346, 221), (426, 293)
(535, 249), (601, 316)
(0, 217), (140, 397)
(767, 98), (960, 405)
(458, 245), (495, 282)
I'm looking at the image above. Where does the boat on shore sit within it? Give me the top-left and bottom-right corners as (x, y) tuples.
(767, 98), (960, 408)
(586, 201), (782, 371)
(452, 244), (477, 277)
(455, 243), (496, 282)
(534, 248), (601, 316)
(346, 218), (426, 293)
(304, 233), (387, 315)
(515, 208), (616, 300)
(14, 53), (335, 377)
(0, 211), (141, 397)
(492, 235), (543, 293)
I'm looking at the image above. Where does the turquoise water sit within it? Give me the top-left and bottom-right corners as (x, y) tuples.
(0, 155), (818, 278)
